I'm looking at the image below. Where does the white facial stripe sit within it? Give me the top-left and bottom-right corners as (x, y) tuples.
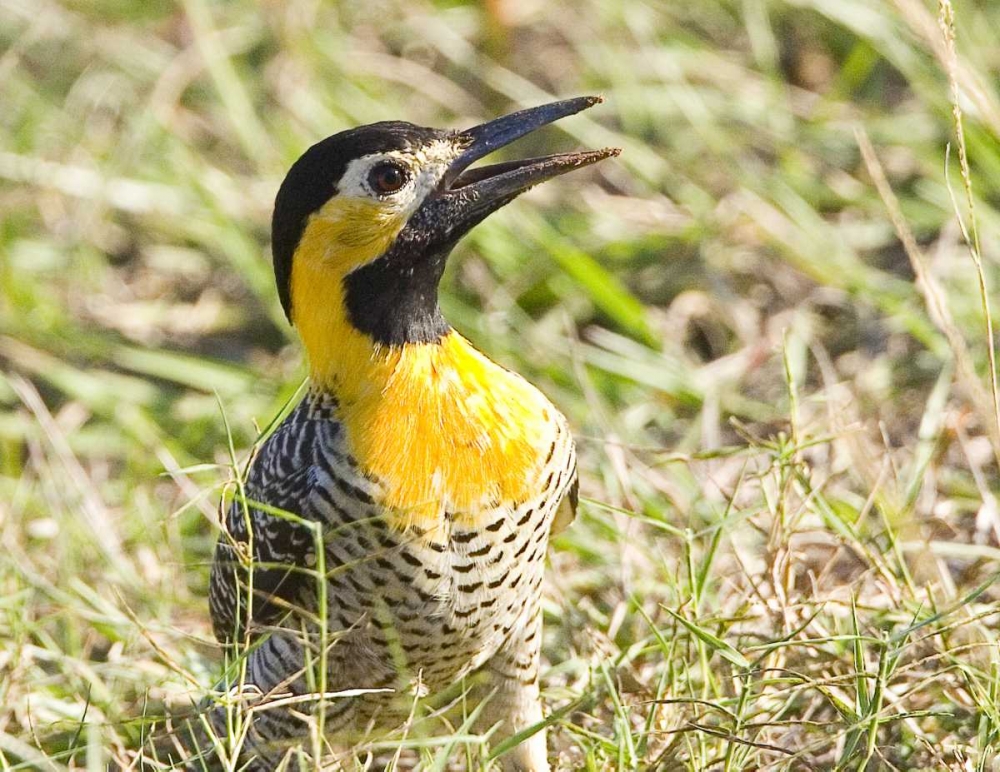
(336, 140), (463, 216)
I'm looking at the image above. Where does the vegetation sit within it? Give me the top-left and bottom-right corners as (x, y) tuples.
(2, 0), (1000, 768)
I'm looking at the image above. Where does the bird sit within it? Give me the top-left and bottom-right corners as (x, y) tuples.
(200, 96), (619, 772)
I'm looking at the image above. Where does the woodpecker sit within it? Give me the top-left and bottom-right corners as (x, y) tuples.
(206, 97), (618, 771)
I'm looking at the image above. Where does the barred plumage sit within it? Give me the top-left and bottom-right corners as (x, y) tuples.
(208, 387), (577, 768)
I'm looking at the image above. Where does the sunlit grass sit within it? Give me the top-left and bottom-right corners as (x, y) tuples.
(2, 0), (1000, 769)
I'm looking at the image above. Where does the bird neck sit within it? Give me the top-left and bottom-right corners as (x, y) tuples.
(292, 261), (551, 530)
(285, 191), (453, 347)
(290, 249), (436, 397)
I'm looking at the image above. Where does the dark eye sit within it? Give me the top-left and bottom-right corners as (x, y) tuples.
(368, 162), (409, 195)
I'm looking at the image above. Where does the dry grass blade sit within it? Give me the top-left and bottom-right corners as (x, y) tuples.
(855, 127), (999, 463)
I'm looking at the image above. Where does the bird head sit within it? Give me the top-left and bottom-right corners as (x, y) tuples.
(271, 96), (619, 382)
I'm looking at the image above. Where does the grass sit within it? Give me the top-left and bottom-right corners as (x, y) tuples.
(2, 0), (1000, 768)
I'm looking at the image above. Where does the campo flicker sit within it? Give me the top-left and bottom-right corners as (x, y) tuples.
(205, 96), (619, 771)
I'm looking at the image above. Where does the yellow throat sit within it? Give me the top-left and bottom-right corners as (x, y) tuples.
(289, 208), (551, 530)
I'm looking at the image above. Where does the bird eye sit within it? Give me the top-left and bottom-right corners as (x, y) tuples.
(368, 162), (410, 195)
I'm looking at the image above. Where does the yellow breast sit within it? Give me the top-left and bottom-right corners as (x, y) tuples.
(339, 332), (551, 529)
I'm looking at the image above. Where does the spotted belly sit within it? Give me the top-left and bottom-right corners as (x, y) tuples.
(207, 390), (578, 769)
(315, 464), (574, 701)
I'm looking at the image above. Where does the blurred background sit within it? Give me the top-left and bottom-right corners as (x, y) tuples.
(2, 0), (1000, 769)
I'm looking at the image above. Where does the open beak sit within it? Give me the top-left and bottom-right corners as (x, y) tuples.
(411, 96), (620, 246)
(445, 95), (618, 188)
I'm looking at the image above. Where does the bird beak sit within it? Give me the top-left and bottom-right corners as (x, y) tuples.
(444, 95), (616, 188)
(412, 96), (620, 245)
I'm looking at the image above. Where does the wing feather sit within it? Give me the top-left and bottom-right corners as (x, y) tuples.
(209, 408), (330, 643)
